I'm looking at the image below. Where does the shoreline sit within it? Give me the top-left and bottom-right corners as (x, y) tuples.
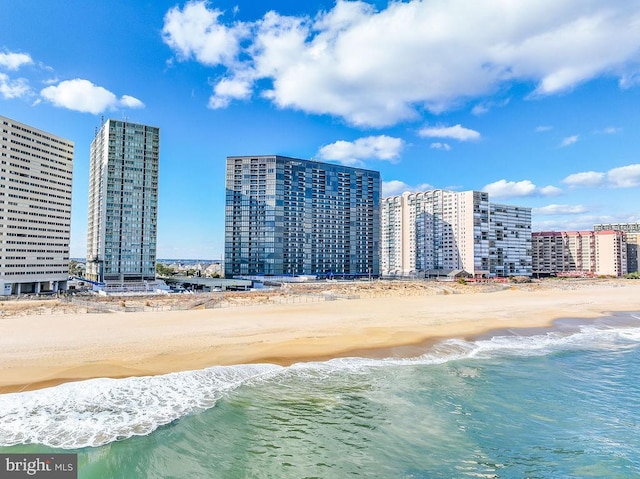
(1, 280), (639, 394)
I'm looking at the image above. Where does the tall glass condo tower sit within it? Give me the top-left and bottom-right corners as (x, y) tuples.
(225, 155), (380, 278)
(86, 120), (159, 285)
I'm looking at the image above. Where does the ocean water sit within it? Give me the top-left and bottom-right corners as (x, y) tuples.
(2, 313), (640, 478)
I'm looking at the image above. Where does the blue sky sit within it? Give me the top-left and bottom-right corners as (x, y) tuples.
(1, 0), (640, 259)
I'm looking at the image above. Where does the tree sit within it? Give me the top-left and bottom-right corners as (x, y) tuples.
(68, 260), (83, 277)
(156, 263), (175, 276)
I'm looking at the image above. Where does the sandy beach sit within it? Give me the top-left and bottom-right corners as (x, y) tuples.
(1, 279), (639, 394)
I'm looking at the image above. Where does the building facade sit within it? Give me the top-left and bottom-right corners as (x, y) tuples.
(532, 230), (627, 277)
(0, 115), (73, 295)
(225, 155), (380, 278)
(489, 203), (532, 277)
(86, 120), (159, 287)
(594, 222), (640, 273)
(381, 190), (531, 277)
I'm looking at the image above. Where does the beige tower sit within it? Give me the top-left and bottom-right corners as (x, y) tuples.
(0, 115), (73, 295)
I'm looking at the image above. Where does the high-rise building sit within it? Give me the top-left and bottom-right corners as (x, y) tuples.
(489, 202), (533, 277)
(0, 115), (73, 295)
(225, 155), (380, 278)
(86, 120), (159, 288)
(381, 190), (531, 277)
(593, 222), (640, 273)
(532, 230), (627, 277)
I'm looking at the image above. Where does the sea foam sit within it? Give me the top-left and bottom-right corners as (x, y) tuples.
(1, 318), (639, 449)
(0, 364), (281, 448)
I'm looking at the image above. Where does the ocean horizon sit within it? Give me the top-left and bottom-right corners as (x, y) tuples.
(2, 312), (639, 478)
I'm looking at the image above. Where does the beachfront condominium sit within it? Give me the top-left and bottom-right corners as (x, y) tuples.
(86, 120), (159, 287)
(0, 115), (73, 295)
(532, 230), (627, 277)
(225, 155), (380, 278)
(381, 190), (532, 278)
(593, 222), (640, 273)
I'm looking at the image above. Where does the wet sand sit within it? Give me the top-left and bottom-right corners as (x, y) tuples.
(1, 280), (639, 393)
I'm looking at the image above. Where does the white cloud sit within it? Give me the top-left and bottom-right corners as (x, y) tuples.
(535, 125), (553, 132)
(471, 98), (510, 116)
(471, 104), (489, 115)
(607, 164), (640, 188)
(430, 142), (451, 151)
(561, 164), (640, 189)
(418, 124), (481, 141)
(162, 2), (247, 67)
(382, 180), (433, 197)
(483, 179), (560, 198)
(598, 126), (620, 134)
(42, 77), (60, 86)
(119, 95), (145, 109)
(317, 135), (404, 166)
(484, 179), (536, 198)
(0, 73), (30, 99)
(0, 52), (33, 70)
(620, 71), (640, 89)
(560, 135), (579, 147)
(533, 204), (587, 215)
(209, 74), (253, 109)
(562, 171), (605, 188)
(40, 79), (144, 114)
(163, 1), (640, 127)
(538, 185), (563, 196)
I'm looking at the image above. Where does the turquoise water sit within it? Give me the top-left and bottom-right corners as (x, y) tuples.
(2, 313), (640, 478)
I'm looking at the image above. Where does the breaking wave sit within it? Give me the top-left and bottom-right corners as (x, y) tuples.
(1, 314), (639, 449)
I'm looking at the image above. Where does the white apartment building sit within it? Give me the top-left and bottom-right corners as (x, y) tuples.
(0, 115), (73, 295)
(86, 119), (159, 290)
(381, 190), (531, 277)
(532, 230), (627, 277)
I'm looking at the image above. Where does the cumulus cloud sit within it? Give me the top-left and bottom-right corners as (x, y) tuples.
(418, 124), (481, 141)
(0, 51), (33, 70)
(0, 73), (30, 99)
(533, 204), (587, 215)
(0, 50), (33, 99)
(317, 135), (404, 166)
(162, 2), (248, 67)
(607, 164), (640, 188)
(562, 164), (640, 189)
(430, 142), (451, 151)
(162, 1), (640, 127)
(209, 74), (253, 109)
(382, 180), (434, 197)
(560, 135), (579, 147)
(483, 179), (560, 198)
(538, 185), (563, 196)
(40, 79), (144, 114)
(562, 171), (605, 188)
(119, 95), (145, 109)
